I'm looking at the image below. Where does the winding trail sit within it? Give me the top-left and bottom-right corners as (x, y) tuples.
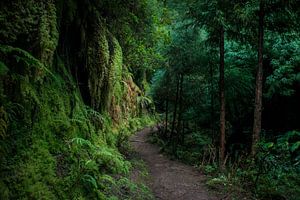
(130, 127), (219, 200)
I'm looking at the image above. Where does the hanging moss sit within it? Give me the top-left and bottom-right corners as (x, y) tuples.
(38, 0), (58, 66)
(86, 16), (127, 115)
(0, 0), (58, 66)
(106, 34), (123, 122)
(0, 0), (41, 44)
(86, 16), (110, 112)
(122, 76), (142, 118)
(106, 34), (123, 111)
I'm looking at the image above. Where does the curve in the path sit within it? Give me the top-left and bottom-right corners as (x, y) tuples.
(130, 127), (219, 200)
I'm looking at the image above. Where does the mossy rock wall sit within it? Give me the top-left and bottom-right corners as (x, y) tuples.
(0, 0), (58, 66)
(0, 0), (142, 118)
(86, 18), (124, 114)
(0, 0), (149, 199)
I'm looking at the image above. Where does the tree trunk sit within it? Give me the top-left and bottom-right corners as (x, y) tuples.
(165, 68), (170, 137)
(181, 121), (185, 144)
(170, 76), (180, 140)
(209, 61), (215, 142)
(165, 90), (169, 136)
(165, 97), (169, 135)
(176, 74), (184, 144)
(219, 26), (226, 167)
(252, 0), (265, 156)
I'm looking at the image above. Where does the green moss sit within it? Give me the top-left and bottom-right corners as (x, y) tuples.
(85, 16), (129, 116)
(86, 17), (110, 112)
(0, 0), (58, 66)
(0, 0), (41, 44)
(17, 140), (57, 199)
(107, 34), (123, 110)
(38, 0), (58, 66)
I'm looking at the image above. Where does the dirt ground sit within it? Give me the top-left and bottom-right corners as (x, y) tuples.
(130, 127), (220, 200)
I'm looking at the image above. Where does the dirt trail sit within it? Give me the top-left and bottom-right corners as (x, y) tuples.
(130, 127), (219, 200)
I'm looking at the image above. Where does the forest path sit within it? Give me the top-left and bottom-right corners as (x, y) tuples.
(129, 127), (219, 200)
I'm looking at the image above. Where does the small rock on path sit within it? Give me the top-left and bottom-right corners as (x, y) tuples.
(130, 127), (219, 200)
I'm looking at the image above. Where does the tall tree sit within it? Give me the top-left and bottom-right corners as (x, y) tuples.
(219, 25), (226, 164)
(176, 73), (184, 140)
(250, 0), (299, 155)
(165, 71), (170, 136)
(185, 0), (231, 166)
(170, 75), (180, 139)
(252, 0), (265, 155)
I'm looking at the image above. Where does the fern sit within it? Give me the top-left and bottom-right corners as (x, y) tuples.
(81, 174), (98, 189)
(0, 106), (8, 139)
(4, 103), (23, 122)
(68, 118), (87, 124)
(0, 45), (56, 79)
(70, 137), (93, 149)
(84, 106), (104, 126)
(84, 160), (99, 171)
(137, 96), (153, 110)
(0, 61), (9, 76)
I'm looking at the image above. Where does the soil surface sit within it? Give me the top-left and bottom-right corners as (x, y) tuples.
(130, 127), (219, 200)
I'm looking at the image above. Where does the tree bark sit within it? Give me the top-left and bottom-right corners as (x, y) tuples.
(170, 76), (180, 140)
(165, 88), (169, 136)
(219, 26), (226, 167)
(165, 67), (170, 137)
(209, 61), (215, 142)
(176, 74), (184, 144)
(252, 0), (265, 156)
(164, 75), (169, 139)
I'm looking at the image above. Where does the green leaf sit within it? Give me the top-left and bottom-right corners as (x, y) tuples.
(264, 142), (274, 149)
(290, 141), (300, 152)
(0, 61), (9, 76)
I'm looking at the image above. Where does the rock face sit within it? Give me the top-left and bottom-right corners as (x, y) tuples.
(0, 0), (58, 66)
(0, 0), (140, 119)
(0, 0), (146, 199)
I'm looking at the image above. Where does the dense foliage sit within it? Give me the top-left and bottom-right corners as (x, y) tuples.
(150, 0), (300, 199)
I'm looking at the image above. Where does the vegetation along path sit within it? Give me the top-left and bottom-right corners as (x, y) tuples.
(130, 127), (218, 200)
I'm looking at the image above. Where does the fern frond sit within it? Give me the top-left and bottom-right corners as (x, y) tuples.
(0, 107), (8, 139)
(81, 174), (98, 189)
(70, 137), (94, 149)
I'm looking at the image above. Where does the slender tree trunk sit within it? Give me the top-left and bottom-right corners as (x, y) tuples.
(181, 121), (185, 144)
(209, 62), (215, 142)
(252, 0), (265, 156)
(170, 76), (180, 140)
(165, 67), (170, 137)
(219, 26), (226, 167)
(177, 74), (184, 144)
(165, 91), (169, 136)
(165, 97), (169, 134)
